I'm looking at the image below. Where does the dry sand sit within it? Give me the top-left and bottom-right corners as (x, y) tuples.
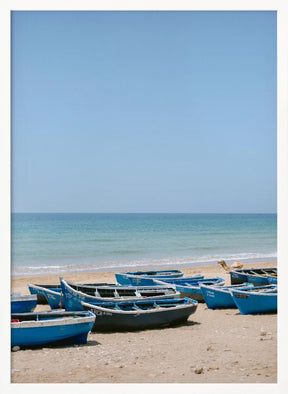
(11, 261), (277, 383)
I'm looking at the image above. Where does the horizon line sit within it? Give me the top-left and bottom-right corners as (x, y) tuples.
(11, 211), (277, 215)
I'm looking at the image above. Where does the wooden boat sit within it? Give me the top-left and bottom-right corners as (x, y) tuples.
(11, 294), (37, 313)
(229, 285), (277, 315)
(230, 267), (277, 286)
(267, 275), (277, 284)
(60, 278), (181, 311)
(115, 269), (184, 285)
(199, 283), (254, 309)
(153, 277), (225, 302)
(11, 310), (95, 347)
(28, 284), (66, 310)
(28, 282), (114, 304)
(81, 297), (197, 331)
(116, 272), (204, 287)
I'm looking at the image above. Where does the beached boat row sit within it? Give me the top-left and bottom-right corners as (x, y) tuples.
(11, 269), (192, 347)
(11, 267), (277, 348)
(200, 283), (277, 314)
(230, 266), (277, 286)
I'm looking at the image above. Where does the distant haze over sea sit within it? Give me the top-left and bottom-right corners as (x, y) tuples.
(11, 213), (277, 277)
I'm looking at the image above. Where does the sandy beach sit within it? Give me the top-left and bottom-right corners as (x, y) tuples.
(11, 261), (277, 384)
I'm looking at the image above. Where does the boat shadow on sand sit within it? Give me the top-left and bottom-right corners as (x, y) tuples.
(15, 339), (101, 351)
(234, 311), (277, 316)
(92, 320), (201, 335)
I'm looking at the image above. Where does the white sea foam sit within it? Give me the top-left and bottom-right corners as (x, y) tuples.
(11, 251), (277, 277)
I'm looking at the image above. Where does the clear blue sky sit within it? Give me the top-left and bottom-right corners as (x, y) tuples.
(11, 11), (277, 213)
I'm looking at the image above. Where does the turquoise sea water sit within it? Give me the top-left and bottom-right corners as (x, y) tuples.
(11, 213), (277, 277)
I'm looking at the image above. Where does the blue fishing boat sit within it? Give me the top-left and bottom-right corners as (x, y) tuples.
(267, 275), (277, 284)
(199, 283), (254, 309)
(28, 284), (65, 309)
(28, 282), (114, 304)
(60, 278), (180, 311)
(230, 267), (277, 285)
(11, 294), (37, 313)
(11, 310), (95, 347)
(81, 297), (197, 331)
(28, 284), (62, 304)
(245, 271), (277, 286)
(115, 269), (184, 286)
(117, 272), (204, 286)
(154, 277), (225, 302)
(229, 285), (277, 315)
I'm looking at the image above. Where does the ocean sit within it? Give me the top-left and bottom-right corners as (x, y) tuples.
(11, 213), (277, 277)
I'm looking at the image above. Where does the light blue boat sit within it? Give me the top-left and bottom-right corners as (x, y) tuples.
(11, 294), (37, 313)
(229, 285), (277, 315)
(154, 277), (225, 302)
(28, 284), (62, 304)
(115, 269), (184, 286)
(11, 310), (95, 347)
(28, 284), (65, 309)
(199, 283), (254, 309)
(60, 278), (181, 311)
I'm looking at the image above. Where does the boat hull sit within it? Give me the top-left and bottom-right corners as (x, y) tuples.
(81, 298), (197, 331)
(267, 276), (277, 284)
(118, 273), (204, 287)
(200, 283), (253, 309)
(28, 284), (64, 309)
(230, 267), (277, 285)
(230, 288), (277, 315)
(11, 311), (95, 347)
(155, 277), (225, 302)
(172, 287), (205, 302)
(246, 274), (270, 286)
(28, 285), (62, 304)
(28, 282), (115, 304)
(115, 270), (184, 285)
(61, 279), (180, 311)
(11, 295), (37, 313)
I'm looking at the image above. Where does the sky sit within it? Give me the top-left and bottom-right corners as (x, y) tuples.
(11, 10), (277, 213)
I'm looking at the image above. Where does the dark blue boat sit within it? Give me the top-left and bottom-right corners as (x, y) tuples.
(154, 277), (225, 302)
(60, 278), (181, 311)
(200, 283), (254, 309)
(81, 297), (197, 331)
(230, 267), (277, 286)
(11, 294), (37, 313)
(229, 285), (277, 315)
(115, 269), (184, 286)
(11, 310), (95, 347)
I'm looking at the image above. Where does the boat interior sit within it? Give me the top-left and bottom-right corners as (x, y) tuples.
(68, 283), (173, 298)
(11, 311), (90, 322)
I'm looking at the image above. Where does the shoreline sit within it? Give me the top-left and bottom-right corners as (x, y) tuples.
(11, 260), (277, 383)
(11, 260), (277, 293)
(11, 255), (277, 279)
